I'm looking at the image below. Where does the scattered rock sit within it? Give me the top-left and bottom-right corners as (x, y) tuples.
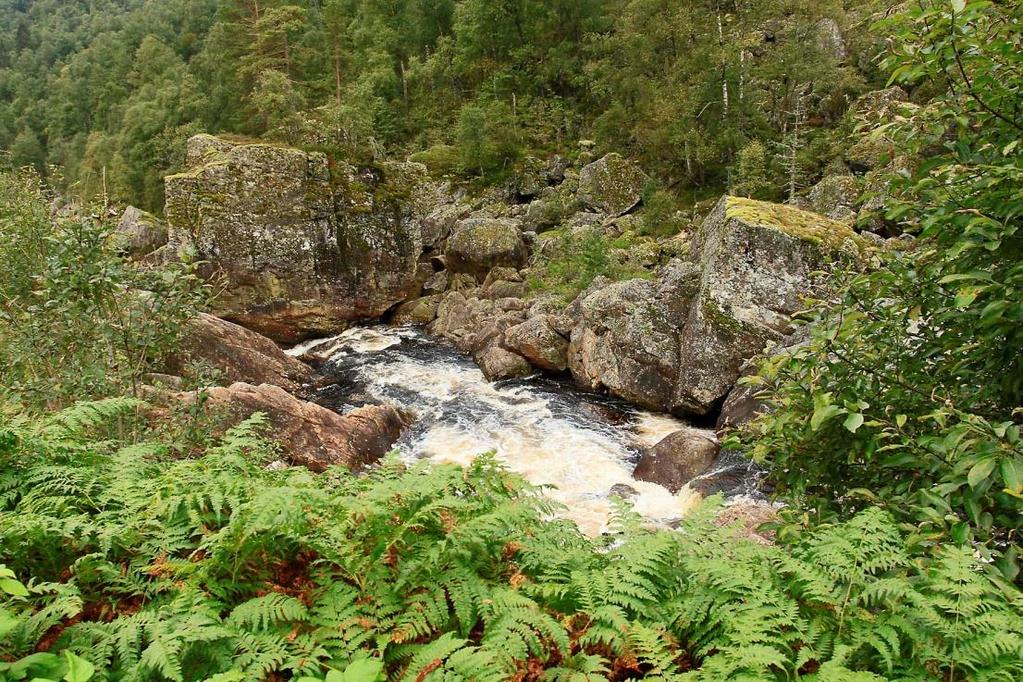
(392, 294), (444, 325)
(568, 279), (680, 410)
(164, 313), (314, 393)
(633, 429), (720, 494)
(806, 174), (859, 222)
(577, 153), (649, 217)
(475, 344), (533, 380)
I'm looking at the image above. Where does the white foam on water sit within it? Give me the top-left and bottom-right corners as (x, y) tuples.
(298, 327), (711, 535)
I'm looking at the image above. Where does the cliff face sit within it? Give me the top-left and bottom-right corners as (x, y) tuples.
(164, 135), (426, 343)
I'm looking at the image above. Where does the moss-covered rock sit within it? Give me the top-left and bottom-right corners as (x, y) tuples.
(444, 217), (528, 280)
(576, 153), (649, 216)
(164, 135), (426, 342)
(672, 196), (863, 414)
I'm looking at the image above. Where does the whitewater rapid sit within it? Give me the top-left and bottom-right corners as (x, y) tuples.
(292, 326), (716, 535)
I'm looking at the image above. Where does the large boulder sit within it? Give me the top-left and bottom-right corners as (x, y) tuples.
(672, 196), (864, 415)
(164, 135), (426, 343)
(633, 429), (720, 494)
(178, 382), (409, 472)
(164, 313), (314, 393)
(567, 279), (681, 410)
(444, 218), (528, 280)
(113, 206), (168, 258)
(576, 153), (649, 217)
(503, 315), (569, 373)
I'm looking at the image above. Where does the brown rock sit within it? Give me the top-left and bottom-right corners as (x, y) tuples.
(503, 315), (569, 372)
(181, 382), (409, 472)
(633, 429), (719, 494)
(165, 313), (314, 392)
(475, 345), (533, 380)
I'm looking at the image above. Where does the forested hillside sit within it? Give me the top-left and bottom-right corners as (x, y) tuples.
(3, 0), (1023, 680)
(2, 0), (872, 210)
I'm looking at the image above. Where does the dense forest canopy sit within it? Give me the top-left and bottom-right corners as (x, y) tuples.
(0, 0), (873, 211)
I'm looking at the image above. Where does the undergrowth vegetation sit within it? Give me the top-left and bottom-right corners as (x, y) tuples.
(2, 400), (1021, 681)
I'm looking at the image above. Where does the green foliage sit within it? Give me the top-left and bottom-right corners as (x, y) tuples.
(0, 170), (208, 407)
(2, 400), (1021, 680)
(528, 231), (655, 301)
(731, 140), (775, 201)
(0, 0), (876, 210)
(732, 0), (1023, 581)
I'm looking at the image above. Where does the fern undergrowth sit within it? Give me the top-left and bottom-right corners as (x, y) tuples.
(1, 400), (1021, 681)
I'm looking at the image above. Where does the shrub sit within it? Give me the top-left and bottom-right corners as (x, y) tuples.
(0, 169), (207, 408)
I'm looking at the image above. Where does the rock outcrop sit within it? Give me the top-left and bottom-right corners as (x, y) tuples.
(164, 134), (426, 343)
(672, 197), (863, 414)
(177, 382), (408, 472)
(164, 313), (314, 393)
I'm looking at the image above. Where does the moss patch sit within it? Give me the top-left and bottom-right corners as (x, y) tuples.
(724, 196), (865, 254)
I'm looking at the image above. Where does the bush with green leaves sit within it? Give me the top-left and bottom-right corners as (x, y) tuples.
(0, 170), (207, 408)
(2, 398), (1022, 680)
(730, 0), (1023, 581)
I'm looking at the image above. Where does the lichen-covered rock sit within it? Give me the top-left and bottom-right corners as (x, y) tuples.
(813, 17), (848, 61)
(806, 174), (859, 221)
(849, 86), (909, 122)
(633, 429), (720, 494)
(113, 206), (168, 258)
(163, 313), (314, 393)
(444, 218), (528, 280)
(421, 202), (469, 247)
(673, 196), (864, 415)
(512, 156), (548, 198)
(503, 315), (569, 372)
(174, 382), (409, 472)
(577, 153), (649, 217)
(164, 135), (425, 343)
(568, 279), (681, 409)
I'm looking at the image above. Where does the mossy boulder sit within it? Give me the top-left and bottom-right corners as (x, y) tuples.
(672, 196), (864, 415)
(444, 217), (528, 281)
(577, 153), (649, 217)
(164, 135), (426, 343)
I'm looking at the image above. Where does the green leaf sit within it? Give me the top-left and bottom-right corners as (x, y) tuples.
(0, 577), (29, 597)
(843, 413), (865, 433)
(895, 414), (908, 428)
(0, 608), (19, 639)
(342, 659), (385, 682)
(62, 653), (94, 682)
(811, 404), (843, 431)
(325, 671), (345, 682)
(1000, 458), (1023, 493)
(967, 459), (996, 489)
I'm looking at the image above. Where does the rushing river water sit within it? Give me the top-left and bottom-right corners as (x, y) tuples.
(290, 326), (760, 535)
